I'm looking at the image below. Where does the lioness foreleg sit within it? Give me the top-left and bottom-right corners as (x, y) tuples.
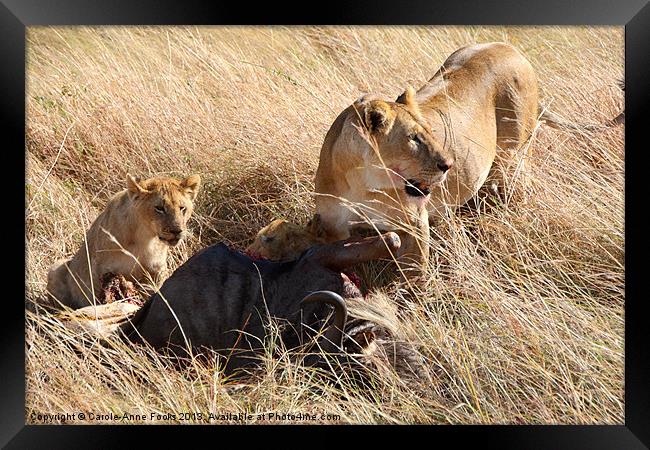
(395, 206), (430, 281)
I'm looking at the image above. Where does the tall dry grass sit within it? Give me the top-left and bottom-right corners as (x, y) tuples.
(25, 26), (624, 424)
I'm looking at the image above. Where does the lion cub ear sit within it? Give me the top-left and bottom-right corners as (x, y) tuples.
(126, 174), (148, 199)
(363, 100), (396, 135)
(181, 174), (201, 201)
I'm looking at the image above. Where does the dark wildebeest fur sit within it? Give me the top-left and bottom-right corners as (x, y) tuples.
(121, 232), (405, 376)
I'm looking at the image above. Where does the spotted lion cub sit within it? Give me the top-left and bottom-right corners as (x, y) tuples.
(46, 173), (201, 310)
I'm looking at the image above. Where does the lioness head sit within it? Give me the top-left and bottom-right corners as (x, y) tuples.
(246, 215), (327, 261)
(355, 87), (454, 201)
(126, 173), (201, 246)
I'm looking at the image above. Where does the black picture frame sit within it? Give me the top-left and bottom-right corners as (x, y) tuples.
(4, 0), (648, 447)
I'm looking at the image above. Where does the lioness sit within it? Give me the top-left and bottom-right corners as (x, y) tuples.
(46, 173), (201, 310)
(314, 42), (541, 275)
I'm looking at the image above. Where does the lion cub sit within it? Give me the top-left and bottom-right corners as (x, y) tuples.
(245, 215), (327, 261)
(46, 173), (201, 310)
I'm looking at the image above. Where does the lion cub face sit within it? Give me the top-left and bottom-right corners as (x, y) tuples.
(357, 87), (455, 201)
(126, 174), (201, 246)
(246, 215), (327, 261)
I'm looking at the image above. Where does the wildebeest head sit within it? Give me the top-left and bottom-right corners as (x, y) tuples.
(122, 232), (401, 375)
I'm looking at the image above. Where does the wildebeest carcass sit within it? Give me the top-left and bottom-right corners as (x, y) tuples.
(121, 231), (428, 382)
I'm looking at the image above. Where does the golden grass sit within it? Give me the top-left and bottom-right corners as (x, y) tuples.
(25, 26), (624, 424)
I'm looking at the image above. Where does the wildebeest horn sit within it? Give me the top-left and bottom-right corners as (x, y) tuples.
(300, 290), (347, 353)
(310, 232), (401, 272)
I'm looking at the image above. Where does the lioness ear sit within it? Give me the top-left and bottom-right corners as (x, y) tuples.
(126, 174), (147, 199)
(396, 86), (419, 110)
(181, 174), (201, 200)
(363, 101), (396, 135)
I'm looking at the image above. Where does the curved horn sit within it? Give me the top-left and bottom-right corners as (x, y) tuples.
(310, 232), (401, 272)
(300, 290), (347, 353)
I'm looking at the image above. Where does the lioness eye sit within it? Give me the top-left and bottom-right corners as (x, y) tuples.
(155, 205), (165, 214)
(180, 206), (186, 213)
(410, 134), (421, 144)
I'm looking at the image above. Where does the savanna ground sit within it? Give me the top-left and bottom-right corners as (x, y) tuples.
(25, 27), (624, 424)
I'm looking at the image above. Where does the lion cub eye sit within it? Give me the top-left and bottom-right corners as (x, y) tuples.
(155, 205), (165, 214)
(179, 206), (187, 214)
(410, 134), (422, 145)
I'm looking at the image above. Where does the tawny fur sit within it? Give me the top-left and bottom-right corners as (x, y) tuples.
(46, 173), (200, 310)
(245, 215), (328, 261)
(314, 42), (540, 274)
